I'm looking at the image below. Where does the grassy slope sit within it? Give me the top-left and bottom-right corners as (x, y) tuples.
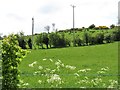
(19, 42), (118, 88)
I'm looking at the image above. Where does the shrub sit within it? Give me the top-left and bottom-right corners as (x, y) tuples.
(89, 33), (96, 45)
(104, 33), (112, 43)
(49, 33), (69, 48)
(73, 36), (82, 46)
(35, 33), (49, 49)
(27, 38), (32, 49)
(95, 32), (104, 44)
(42, 33), (49, 49)
(99, 26), (109, 29)
(35, 34), (43, 48)
(2, 34), (28, 89)
(112, 28), (120, 41)
(83, 31), (90, 45)
(49, 33), (60, 47)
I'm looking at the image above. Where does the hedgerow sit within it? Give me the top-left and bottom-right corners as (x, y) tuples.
(2, 34), (28, 89)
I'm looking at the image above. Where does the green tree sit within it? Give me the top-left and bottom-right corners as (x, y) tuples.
(35, 34), (43, 49)
(110, 24), (115, 29)
(89, 24), (95, 29)
(35, 33), (49, 49)
(83, 31), (90, 45)
(16, 32), (27, 49)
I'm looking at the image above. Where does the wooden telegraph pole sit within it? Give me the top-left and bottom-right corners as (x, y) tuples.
(71, 5), (76, 46)
(32, 17), (34, 49)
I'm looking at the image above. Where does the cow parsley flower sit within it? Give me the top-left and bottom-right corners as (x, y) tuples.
(43, 58), (47, 61)
(28, 61), (37, 67)
(65, 65), (76, 70)
(23, 83), (29, 86)
(38, 80), (42, 84)
(74, 73), (79, 77)
(38, 66), (43, 70)
(29, 63), (34, 67)
(49, 59), (53, 62)
(78, 69), (86, 73)
(47, 74), (62, 84)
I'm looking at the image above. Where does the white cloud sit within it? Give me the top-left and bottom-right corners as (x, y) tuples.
(0, 0), (119, 35)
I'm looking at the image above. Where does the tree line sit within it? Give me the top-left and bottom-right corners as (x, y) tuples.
(16, 26), (119, 49)
(35, 27), (120, 49)
(1, 25), (118, 49)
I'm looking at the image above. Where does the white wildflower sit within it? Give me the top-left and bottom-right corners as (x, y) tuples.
(47, 74), (62, 84)
(65, 65), (69, 68)
(55, 61), (60, 66)
(23, 83), (29, 86)
(33, 71), (37, 75)
(78, 69), (86, 73)
(38, 80), (42, 84)
(61, 63), (64, 67)
(19, 79), (24, 83)
(84, 76), (88, 80)
(70, 66), (76, 70)
(28, 63), (34, 67)
(58, 59), (62, 63)
(109, 80), (118, 85)
(43, 58), (47, 61)
(74, 73), (79, 77)
(33, 61), (37, 64)
(97, 71), (105, 74)
(65, 65), (76, 70)
(86, 68), (91, 71)
(49, 59), (53, 62)
(50, 69), (56, 74)
(33, 71), (40, 75)
(28, 61), (37, 67)
(38, 66), (43, 70)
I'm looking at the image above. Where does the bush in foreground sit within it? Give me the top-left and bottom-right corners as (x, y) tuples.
(2, 34), (28, 89)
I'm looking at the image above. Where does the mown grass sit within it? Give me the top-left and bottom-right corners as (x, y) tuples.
(19, 42), (118, 88)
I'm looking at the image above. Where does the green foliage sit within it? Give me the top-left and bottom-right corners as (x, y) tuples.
(104, 33), (113, 43)
(89, 24), (95, 29)
(16, 32), (27, 49)
(2, 34), (28, 89)
(35, 34), (43, 48)
(83, 31), (90, 45)
(95, 32), (104, 44)
(73, 36), (82, 46)
(112, 28), (120, 41)
(42, 33), (49, 49)
(24, 28), (120, 49)
(88, 33), (96, 45)
(35, 33), (49, 49)
(110, 24), (115, 29)
(27, 38), (32, 49)
(49, 33), (68, 48)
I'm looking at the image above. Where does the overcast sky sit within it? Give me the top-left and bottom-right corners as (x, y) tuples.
(0, 0), (119, 35)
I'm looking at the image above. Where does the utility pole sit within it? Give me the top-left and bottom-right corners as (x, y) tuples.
(71, 5), (76, 46)
(32, 17), (34, 49)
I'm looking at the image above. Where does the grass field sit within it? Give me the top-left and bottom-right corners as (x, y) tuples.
(19, 42), (118, 88)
